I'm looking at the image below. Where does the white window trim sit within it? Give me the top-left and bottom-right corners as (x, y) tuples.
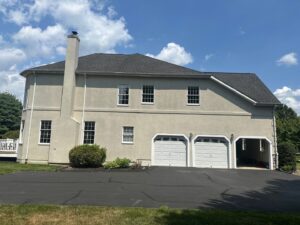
(83, 121), (96, 145)
(38, 120), (51, 145)
(187, 86), (200, 106)
(117, 84), (130, 106)
(141, 85), (155, 105)
(122, 126), (134, 144)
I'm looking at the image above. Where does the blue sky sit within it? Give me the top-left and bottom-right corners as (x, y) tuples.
(0, 0), (299, 113)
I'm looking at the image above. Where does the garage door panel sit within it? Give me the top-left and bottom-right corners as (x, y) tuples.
(194, 137), (229, 168)
(153, 136), (187, 167)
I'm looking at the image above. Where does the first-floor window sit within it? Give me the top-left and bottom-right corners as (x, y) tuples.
(84, 121), (95, 144)
(40, 120), (51, 144)
(122, 126), (134, 143)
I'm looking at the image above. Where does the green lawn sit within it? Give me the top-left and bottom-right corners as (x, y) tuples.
(0, 205), (299, 225)
(0, 162), (62, 175)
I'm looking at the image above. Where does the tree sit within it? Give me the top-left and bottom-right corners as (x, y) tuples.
(275, 105), (300, 152)
(0, 92), (22, 138)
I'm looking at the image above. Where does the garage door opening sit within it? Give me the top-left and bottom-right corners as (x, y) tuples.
(152, 135), (188, 167)
(193, 136), (230, 168)
(235, 138), (271, 169)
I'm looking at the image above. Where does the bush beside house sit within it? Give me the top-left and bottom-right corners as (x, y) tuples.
(69, 145), (106, 168)
(104, 158), (131, 169)
(278, 142), (297, 172)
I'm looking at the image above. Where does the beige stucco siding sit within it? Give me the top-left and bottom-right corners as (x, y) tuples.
(74, 75), (266, 114)
(74, 111), (273, 167)
(18, 73), (276, 168)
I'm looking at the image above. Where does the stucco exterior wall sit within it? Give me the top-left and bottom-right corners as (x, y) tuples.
(18, 73), (276, 168)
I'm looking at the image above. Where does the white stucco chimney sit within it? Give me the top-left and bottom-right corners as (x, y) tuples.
(61, 31), (80, 118)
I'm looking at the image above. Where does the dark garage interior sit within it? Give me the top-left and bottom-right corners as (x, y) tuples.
(236, 138), (270, 169)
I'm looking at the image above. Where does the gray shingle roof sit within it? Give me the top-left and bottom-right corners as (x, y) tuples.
(212, 73), (280, 105)
(21, 53), (280, 105)
(23, 53), (201, 75)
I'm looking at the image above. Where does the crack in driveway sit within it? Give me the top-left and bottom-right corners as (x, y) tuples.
(63, 190), (83, 205)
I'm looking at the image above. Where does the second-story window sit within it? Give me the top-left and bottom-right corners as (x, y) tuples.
(118, 85), (129, 105)
(84, 121), (95, 144)
(187, 86), (200, 104)
(142, 85), (154, 103)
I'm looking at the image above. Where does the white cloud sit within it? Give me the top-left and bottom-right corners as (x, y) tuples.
(277, 52), (298, 66)
(274, 86), (300, 115)
(0, 48), (26, 70)
(146, 42), (193, 66)
(204, 53), (214, 61)
(13, 24), (67, 58)
(0, 69), (25, 100)
(7, 10), (27, 25)
(20, 0), (131, 54)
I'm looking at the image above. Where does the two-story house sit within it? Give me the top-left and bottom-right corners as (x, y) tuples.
(17, 33), (280, 170)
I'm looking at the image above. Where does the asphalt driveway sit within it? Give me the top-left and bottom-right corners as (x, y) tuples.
(0, 167), (299, 211)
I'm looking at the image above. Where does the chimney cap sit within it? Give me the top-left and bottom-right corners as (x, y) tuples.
(72, 31), (78, 35)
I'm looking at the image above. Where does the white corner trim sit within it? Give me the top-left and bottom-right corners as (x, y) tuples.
(191, 135), (232, 169)
(151, 133), (190, 167)
(233, 136), (273, 170)
(25, 73), (36, 162)
(210, 76), (257, 104)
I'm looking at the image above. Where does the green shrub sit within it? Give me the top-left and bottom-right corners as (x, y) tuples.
(104, 157), (131, 169)
(278, 142), (297, 172)
(2, 130), (19, 139)
(69, 145), (106, 168)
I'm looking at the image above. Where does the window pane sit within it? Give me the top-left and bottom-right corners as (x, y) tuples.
(118, 86), (129, 105)
(40, 120), (51, 143)
(123, 126), (134, 143)
(142, 85), (154, 103)
(188, 86), (199, 104)
(84, 121), (95, 144)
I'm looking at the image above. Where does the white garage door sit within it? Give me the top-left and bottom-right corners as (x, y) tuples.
(194, 137), (229, 168)
(153, 136), (187, 167)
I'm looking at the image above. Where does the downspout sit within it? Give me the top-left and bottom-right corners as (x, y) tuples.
(272, 106), (278, 169)
(25, 72), (36, 164)
(80, 74), (87, 144)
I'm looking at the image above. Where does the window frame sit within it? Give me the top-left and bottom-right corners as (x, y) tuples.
(122, 126), (134, 144)
(117, 85), (130, 106)
(187, 86), (200, 105)
(141, 85), (155, 104)
(39, 120), (52, 145)
(83, 121), (96, 144)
